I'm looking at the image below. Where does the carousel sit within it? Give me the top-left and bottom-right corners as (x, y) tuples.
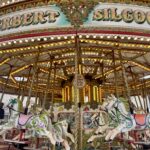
(0, 0), (150, 149)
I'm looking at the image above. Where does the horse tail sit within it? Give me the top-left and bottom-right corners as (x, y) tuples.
(67, 123), (72, 134)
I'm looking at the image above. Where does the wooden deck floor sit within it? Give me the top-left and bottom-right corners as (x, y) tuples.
(0, 140), (20, 150)
(0, 144), (16, 150)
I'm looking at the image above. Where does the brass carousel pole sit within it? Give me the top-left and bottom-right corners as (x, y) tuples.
(21, 66), (32, 102)
(143, 77), (149, 113)
(128, 66), (141, 110)
(50, 62), (56, 150)
(42, 57), (53, 109)
(25, 50), (40, 113)
(118, 49), (134, 112)
(74, 31), (81, 150)
(112, 50), (119, 98)
(142, 74), (148, 113)
(50, 62), (56, 112)
(35, 71), (39, 107)
(0, 65), (13, 102)
(17, 76), (24, 100)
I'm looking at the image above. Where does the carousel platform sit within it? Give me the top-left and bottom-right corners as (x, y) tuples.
(0, 139), (29, 150)
(0, 143), (16, 150)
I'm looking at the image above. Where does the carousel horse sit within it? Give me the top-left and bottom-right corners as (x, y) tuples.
(0, 98), (74, 150)
(87, 110), (109, 143)
(0, 98), (23, 138)
(87, 96), (136, 149)
(103, 95), (150, 142)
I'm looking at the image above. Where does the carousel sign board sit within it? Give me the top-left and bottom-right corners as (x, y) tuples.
(0, 5), (71, 36)
(83, 3), (150, 30)
(73, 74), (86, 88)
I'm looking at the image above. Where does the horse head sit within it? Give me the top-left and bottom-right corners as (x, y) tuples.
(107, 95), (129, 118)
(91, 112), (106, 127)
(100, 95), (116, 111)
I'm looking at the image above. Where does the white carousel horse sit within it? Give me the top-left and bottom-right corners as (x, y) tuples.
(0, 98), (74, 150)
(87, 96), (136, 149)
(0, 99), (23, 138)
(104, 95), (150, 142)
(87, 110), (109, 143)
(94, 96), (121, 135)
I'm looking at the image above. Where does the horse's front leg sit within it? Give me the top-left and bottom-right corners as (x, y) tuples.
(123, 132), (134, 141)
(87, 134), (104, 143)
(145, 130), (150, 138)
(0, 129), (8, 139)
(0, 124), (15, 139)
(62, 139), (70, 150)
(65, 132), (75, 143)
(123, 132), (136, 149)
(105, 124), (124, 141)
(95, 124), (108, 135)
(0, 124), (4, 130)
(45, 130), (56, 145)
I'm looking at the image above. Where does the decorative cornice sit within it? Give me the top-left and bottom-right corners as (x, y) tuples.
(0, 0), (150, 16)
(58, 0), (99, 27)
(0, 0), (150, 37)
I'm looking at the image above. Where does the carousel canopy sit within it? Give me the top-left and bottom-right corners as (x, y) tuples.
(0, 0), (150, 100)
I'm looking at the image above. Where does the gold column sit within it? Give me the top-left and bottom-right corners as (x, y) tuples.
(62, 88), (64, 102)
(99, 86), (102, 103)
(79, 89), (84, 104)
(69, 85), (72, 102)
(64, 87), (66, 102)
(90, 84), (93, 102)
(97, 87), (99, 103)
(93, 86), (98, 101)
(83, 87), (85, 103)
(66, 86), (69, 102)
(72, 86), (74, 102)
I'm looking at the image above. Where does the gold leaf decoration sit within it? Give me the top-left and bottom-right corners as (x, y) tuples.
(58, 0), (99, 27)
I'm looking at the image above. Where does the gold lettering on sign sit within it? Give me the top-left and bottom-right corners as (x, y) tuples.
(122, 9), (133, 23)
(103, 8), (109, 21)
(33, 11), (47, 24)
(93, 7), (150, 26)
(1, 17), (11, 30)
(46, 11), (60, 22)
(134, 10), (146, 24)
(22, 12), (33, 26)
(93, 10), (103, 21)
(0, 9), (60, 31)
(147, 12), (150, 24)
(110, 8), (122, 22)
(12, 15), (21, 28)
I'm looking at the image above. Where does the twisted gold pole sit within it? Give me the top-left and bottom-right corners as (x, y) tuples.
(0, 65), (13, 102)
(26, 50), (40, 109)
(42, 59), (53, 109)
(112, 50), (119, 98)
(74, 32), (81, 150)
(119, 51), (133, 109)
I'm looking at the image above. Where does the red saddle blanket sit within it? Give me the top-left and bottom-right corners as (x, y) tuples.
(18, 114), (32, 126)
(134, 114), (146, 126)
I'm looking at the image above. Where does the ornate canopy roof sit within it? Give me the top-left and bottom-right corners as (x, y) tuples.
(0, 0), (150, 99)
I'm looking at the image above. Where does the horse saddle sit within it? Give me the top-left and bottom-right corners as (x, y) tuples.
(134, 114), (146, 126)
(18, 114), (32, 126)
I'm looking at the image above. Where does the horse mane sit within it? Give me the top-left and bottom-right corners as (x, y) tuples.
(119, 97), (130, 112)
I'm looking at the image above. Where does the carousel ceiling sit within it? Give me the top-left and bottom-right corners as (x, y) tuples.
(0, 33), (150, 96)
(0, 0), (150, 97)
